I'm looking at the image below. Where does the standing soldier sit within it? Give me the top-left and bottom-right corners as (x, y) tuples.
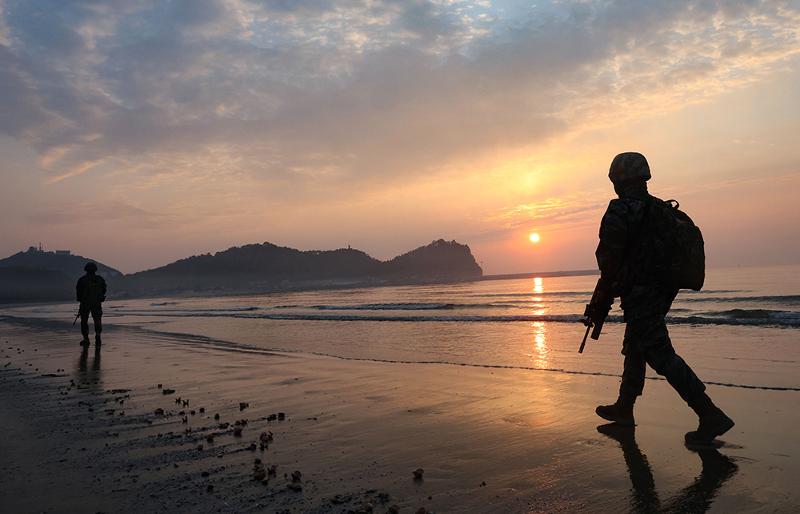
(589, 152), (734, 445)
(76, 262), (106, 347)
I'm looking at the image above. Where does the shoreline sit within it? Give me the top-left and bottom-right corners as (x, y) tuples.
(1, 318), (798, 513)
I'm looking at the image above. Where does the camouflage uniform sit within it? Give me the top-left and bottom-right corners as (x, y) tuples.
(595, 183), (706, 402)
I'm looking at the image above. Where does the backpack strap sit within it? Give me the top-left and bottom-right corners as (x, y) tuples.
(626, 196), (653, 256)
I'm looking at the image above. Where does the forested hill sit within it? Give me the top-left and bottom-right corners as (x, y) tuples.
(0, 247), (121, 303)
(117, 239), (483, 297)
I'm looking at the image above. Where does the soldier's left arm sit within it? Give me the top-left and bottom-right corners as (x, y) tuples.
(594, 200), (630, 301)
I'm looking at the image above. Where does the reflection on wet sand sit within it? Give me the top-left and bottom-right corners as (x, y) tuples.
(77, 345), (103, 391)
(531, 321), (549, 368)
(597, 423), (738, 513)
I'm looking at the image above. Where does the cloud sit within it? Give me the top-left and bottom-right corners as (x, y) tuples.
(25, 199), (169, 227)
(0, 0), (798, 192)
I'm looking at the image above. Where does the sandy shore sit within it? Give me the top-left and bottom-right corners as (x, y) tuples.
(0, 317), (798, 513)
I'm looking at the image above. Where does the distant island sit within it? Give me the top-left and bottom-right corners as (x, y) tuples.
(0, 240), (483, 303)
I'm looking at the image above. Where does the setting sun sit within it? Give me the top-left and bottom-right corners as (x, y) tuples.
(529, 232), (541, 244)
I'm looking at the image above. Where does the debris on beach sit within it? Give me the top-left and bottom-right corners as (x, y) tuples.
(413, 468), (424, 480)
(214, 413), (220, 420)
(233, 426), (243, 437)
(206, 435), (214, 443)
(278, 412), (286, 420)
(259, 431), (273, 450)
(239, 402), (249, 411)
(287, 482), (302, 492)
(162, 388), (175, 395)
(154, 408), (164, 416)
(330, 494), (352, 505)
(157, 384), (162, 389)
(199, 407), (205, 413)
(291, 470), (302, 482)
(267, 464), (277, 476)
(253, 460), (267, 481)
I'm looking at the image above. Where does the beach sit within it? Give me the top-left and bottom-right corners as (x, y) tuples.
(1, 267), (799, 513)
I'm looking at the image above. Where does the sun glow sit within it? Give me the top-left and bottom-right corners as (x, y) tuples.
(529, 232), (541, 244)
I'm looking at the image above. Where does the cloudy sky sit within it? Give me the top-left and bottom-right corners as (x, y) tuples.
(1, 0), (799, 274)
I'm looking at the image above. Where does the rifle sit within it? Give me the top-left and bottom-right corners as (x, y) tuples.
(72, 311), (81, 326)
(577, 289), (611, 353)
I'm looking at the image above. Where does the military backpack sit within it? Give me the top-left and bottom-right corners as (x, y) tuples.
(82, 276), (106, 304)
(647, 198), (705, 291)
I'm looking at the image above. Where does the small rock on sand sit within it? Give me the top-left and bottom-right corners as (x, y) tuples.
(162, 389), (175, 395)
(413, 468), (424, 480)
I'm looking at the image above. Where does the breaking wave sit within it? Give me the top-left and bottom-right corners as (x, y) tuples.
(107, 309), (800, 327)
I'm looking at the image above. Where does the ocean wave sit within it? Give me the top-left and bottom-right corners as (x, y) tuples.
(469, 289), (748, 298)
(680, 295), (800, 304)
(106, 310), (800, 327)
(297, 302), (537, 311)
(698, 308), (800, 320)
(143, 306), (263, 313)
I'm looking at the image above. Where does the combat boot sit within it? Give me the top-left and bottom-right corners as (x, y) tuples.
(685, 393), (735, 445)
(80, 337), (90, 347)
(95, 334), (102, 346)
(595, 392), (636, 426)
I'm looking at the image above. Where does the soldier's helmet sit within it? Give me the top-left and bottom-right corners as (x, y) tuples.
(609, 152), (651, 183)
(84, 262), (98, 273)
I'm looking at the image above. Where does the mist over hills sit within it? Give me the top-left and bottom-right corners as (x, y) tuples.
(0, 240), (483, 302)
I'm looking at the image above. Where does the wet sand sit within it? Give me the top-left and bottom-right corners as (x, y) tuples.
(0, 318), (798, 513)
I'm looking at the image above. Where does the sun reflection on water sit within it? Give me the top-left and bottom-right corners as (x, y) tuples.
(531, 321), (549, 368)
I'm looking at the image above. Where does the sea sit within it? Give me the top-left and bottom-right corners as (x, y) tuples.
(3, 264), (799, 392)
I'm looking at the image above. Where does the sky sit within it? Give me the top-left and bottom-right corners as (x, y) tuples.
(0, 0), (799, 274)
